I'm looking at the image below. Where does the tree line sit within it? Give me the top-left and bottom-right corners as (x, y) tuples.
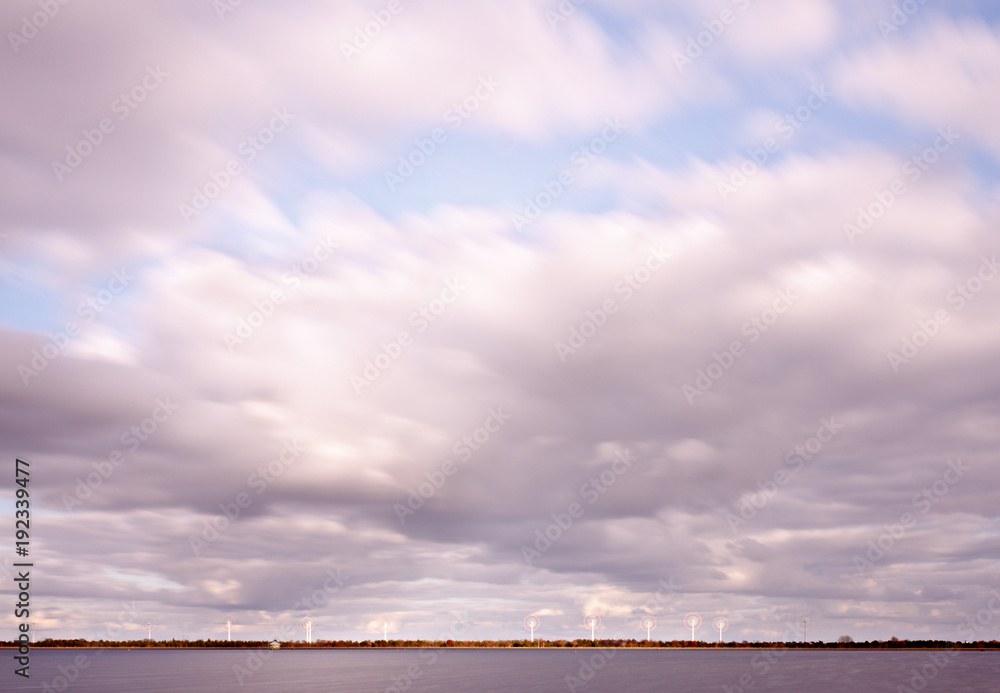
(3, 638), (998, 649)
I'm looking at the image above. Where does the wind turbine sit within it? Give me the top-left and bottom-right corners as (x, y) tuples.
(145, 620), (153, 642)
(713, 617), (729, 643)
(524, 616), (539, 643)
(639, 616), (656, 642)
(584, 615), (600, 642)
(684, 613), (702, 642)
(302, 617), (314, 644)
(224, 616), (235, 642)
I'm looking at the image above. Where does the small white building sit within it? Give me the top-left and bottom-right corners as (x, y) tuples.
(269, 640), (281, 650)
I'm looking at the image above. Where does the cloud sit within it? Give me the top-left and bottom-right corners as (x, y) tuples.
(726, 0), (841, 63)
(833, 17), (1000, 157)
(1, 1), (999, 645)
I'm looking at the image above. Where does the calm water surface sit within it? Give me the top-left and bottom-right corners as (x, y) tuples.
(4, 648), (999, 692)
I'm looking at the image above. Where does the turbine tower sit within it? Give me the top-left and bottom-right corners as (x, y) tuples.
(713, 617), (729, 643)
(640, 616), (656, 642)
(684, 613), (702, 641)
(524, 615), (539, 643)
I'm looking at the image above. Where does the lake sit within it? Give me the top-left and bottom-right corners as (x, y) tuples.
(3, 648), (998, 692)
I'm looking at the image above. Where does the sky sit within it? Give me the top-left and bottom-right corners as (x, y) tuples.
(1, 0), (999, 646)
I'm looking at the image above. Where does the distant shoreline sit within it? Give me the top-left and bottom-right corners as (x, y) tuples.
(3, 641), (997, 651)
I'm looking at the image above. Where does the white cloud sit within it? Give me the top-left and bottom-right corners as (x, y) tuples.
(2, 0), (1000, 644)
(833, 18), (1000, 156)
(726, 0), (841, 63)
